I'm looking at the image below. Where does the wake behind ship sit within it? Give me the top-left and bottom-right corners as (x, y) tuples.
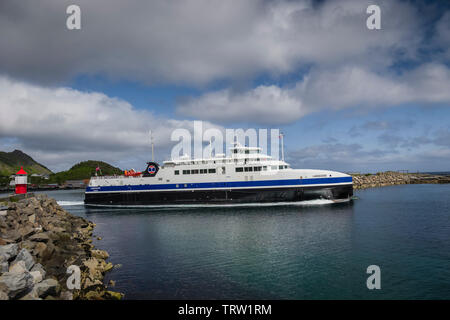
(84, 143), (353, 206)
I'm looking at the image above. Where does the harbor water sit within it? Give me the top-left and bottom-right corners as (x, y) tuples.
(23, 184), (450, 299)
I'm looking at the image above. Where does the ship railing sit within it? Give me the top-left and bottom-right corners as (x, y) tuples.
(90, 175), (140, 180)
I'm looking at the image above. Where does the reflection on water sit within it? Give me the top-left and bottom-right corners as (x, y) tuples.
(31, 185), (450, 299)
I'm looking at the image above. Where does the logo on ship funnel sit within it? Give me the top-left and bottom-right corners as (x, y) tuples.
(148, 165), (156, 174)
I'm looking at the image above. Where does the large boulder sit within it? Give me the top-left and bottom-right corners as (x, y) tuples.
(32, 278), (60, 298)
(0, 289), (8, 300)
(91, 249), (109, 260)
(0, 261), (8, 274)
(28, 232), (50, 243)
(0, 271), (34, 299)
(9, 260), (28, 274)
(0, 243), (19, 261)
(11, 248), (34, 271)
(31, 263), (46, 279)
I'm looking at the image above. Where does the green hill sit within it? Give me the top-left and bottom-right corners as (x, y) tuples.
(49, 160), (123, 184)
(0, 149), (52, 176)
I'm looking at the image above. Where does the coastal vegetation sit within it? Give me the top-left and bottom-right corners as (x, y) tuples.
(0, 149), (123, 188)
(47, 161), (123, 184)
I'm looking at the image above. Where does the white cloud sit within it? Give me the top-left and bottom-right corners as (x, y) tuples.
(177, 63), (450, 124)
(0, 0), (424, 85)
(0, 76), (220, 171)
(177, 85), (304, 125)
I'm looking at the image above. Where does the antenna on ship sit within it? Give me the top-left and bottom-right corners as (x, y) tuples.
(209, 136), (212, 158)
(149, 130), (154, 162)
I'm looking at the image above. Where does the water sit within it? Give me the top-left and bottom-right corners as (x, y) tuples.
(19, 185), (450, 299)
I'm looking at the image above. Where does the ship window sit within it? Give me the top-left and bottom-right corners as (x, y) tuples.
(245, 150), (250, 154)
(192, 169), (199, 174)
(233, 149), (237, 154)
(174, 170), (179, 175)
(254, 166), (262, 171)
(183, 170), (190, 174)
(236, 167), (243, 172)
(271, 166), (277, 170)
(263, 166), (267, 171)
(208, 169), (216, 173)
(279, 165), (284, 170)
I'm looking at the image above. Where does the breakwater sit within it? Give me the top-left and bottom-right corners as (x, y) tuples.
(352, 171), (450, 189)
(0, 194), (123, 300)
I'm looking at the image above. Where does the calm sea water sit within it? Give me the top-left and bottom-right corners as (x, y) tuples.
(8, 184), (450, 299)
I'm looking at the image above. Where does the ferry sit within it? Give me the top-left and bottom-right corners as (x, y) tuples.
(84, 143), (353, 206)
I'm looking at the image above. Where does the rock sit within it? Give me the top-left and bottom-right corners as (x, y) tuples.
(11, 248), (34, 271)
(0, 290), (8, 300)
(18, 225), (35, 239)
(32, 278), (60, 298)
(9, 260), (27, 274)
(30, 270), (43, 284)
(0, 238), (13, 246)
(103, 262), (114, 272)
(97, 237), (102, 240)
(83, 257), (102, 279)
(85, 290), (103, 300)
(83, 277), (103, 289)
(19, 290), (41, 300)
(29, 232), (50, 243)
(91, 249), (109, 260)
(104, 290), (124, 300)
(33, 242), (48, 258)
(2, 230), (21, 242)
(0, 271), (34, 299)
(0, 210), (6, 216)
(108, 280), (116, 287)
(60, 291), (73, 300)
(28, 214), (36, 224)
(1, 262), (8, 273)
(0, 243), (19, 261)
(31, 263), (46, 279)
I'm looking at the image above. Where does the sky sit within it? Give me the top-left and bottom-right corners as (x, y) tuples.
(0, 0), (450, 173)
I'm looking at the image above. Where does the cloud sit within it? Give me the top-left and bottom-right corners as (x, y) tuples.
(0, 0), (425, 86)
(177, 63), (450, 124)
(177, 85), (303, 125)
(0, 76), (220, 171)
(286, 141), (450, 172)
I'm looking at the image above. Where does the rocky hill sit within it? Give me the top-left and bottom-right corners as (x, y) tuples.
(0, 150), (52, 176)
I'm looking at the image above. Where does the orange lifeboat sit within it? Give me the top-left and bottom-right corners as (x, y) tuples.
(124, 169), (142, 177)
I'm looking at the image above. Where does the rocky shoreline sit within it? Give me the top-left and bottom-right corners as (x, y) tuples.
(0, 194), (123, 300)
(352, 171), (450, 190)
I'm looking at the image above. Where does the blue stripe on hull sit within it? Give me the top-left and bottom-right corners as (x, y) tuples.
(86, 176), (352, 193)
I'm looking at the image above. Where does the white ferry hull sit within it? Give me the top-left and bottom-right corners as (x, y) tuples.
(84, 183), (353, 206)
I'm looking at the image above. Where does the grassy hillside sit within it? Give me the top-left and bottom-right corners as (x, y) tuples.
(49, 160), (123, 184)
(0, 150), (52, 176)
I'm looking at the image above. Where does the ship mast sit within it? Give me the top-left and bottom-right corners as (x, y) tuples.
(149, 130), (154, 162)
